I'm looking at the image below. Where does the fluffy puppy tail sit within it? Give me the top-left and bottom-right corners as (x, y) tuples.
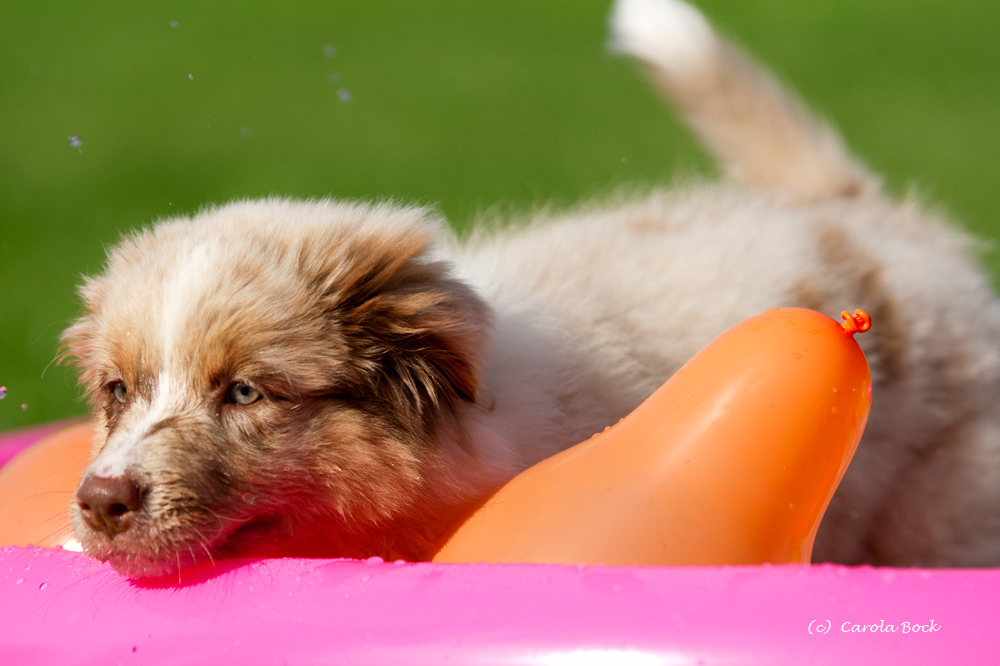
(610, 0), (877, 201)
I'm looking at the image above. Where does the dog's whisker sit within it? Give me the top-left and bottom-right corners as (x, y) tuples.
(192, 529), (218, 571)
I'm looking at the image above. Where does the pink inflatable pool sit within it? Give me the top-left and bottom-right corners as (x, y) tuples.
(2, 424), (998, 664)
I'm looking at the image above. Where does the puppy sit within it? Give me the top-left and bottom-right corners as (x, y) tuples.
(63, 0), (1000, 577)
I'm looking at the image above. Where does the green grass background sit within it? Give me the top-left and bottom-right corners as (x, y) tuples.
(2, 0), (998, 430)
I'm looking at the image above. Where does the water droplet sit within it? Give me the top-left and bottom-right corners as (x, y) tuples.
(0, 386), (6, 400)
(322, 43), (338, 58)
(621, 157), (628, 164)
(337, 88), (352, 103)
(20, 404), (27, 411)
(15, 578), (23, 585)
(169, 20), (179, 28)
(38, 582), (48, 591)
(239, 127), (253, 139)
(68, 135), (81, 147)
(24, 565), (30, 571)
(791, 352), (802, 359)
(365, 555), (383, 566)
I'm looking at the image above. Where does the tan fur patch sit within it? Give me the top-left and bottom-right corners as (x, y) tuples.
(791, 225), (905, 386)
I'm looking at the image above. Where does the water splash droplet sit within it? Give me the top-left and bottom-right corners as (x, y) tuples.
(15, 578), (23, 585)
(322, 43), (338, 58)
(169, 20), (179, 28)
(0, 386), (6, 400)
(20, 404), (27, 411)
(38, 582), (48, 591)
(337, 89), (352, 103)
(24, 565), (30, 571)
(188, 73), (194, 80)
(68, 135), (81, 148)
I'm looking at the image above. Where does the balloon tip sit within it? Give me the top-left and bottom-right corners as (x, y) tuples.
(840, 310), (872, 337)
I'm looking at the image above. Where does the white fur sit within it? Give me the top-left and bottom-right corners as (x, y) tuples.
(160, 241), (218, 368)
(92, 381), (170, 477)
(609, 0), (716, 75)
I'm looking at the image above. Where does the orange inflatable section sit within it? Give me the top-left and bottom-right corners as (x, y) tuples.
(0, 308), (872, 567)
(0, 422), (90, 549)
(431, 308), (872, 565)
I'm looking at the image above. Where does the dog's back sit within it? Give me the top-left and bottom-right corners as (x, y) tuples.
(454, 0), (1000, 566)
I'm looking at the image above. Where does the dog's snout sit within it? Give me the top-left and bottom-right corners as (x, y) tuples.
(76, 473), (144, 538)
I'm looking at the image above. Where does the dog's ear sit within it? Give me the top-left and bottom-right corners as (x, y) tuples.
(60, 275), (111, 400)
(306, 216), (491, 431)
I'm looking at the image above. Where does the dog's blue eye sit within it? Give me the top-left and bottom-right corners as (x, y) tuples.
(109, 381), (127, 404)
(228, 382), (261, 405)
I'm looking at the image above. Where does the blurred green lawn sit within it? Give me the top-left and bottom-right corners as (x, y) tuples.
(2, 0), (998, 430)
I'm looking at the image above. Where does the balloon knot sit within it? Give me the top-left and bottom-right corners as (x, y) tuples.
(840, 310), (872, 337)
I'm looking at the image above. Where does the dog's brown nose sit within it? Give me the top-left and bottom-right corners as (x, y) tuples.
(76, 473), (143, 539)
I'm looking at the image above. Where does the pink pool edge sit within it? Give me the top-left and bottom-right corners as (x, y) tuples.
(2, 425), (998, 665)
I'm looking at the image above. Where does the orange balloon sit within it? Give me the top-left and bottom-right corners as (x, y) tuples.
(431, 308), (872, 566)
(0, 421), (91, 549)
